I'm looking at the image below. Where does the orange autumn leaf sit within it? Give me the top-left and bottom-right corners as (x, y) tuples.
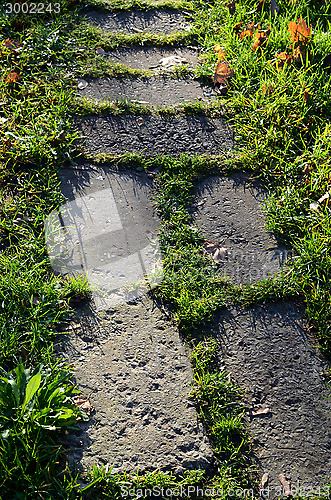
(214, 60), (234, 85)
(213, 49), (234, 95)
(214, 45), (226, 61)
(5, 71), (20, 83)
(239, 22), (260, 39)
(252, 28), (271, 51)
(288, 18), (311, 47)
(4, 39), (21, 51)
(276, 52), (292, 70)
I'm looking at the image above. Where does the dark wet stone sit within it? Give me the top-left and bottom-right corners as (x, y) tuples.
(107, 46), (199, 70)
(77, 77), (215, 107)
(213, 302), (331, 495)
(83, 9), (191, 34)
(192, 174), (289, 285)
(75, 114), (233, 157)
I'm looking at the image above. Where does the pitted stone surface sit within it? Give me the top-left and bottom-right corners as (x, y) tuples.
(213, 302), (331, 495)
(76, 114), (233, 157)
(60, 298), (213, 473)
(77, 77), (215, 106)
(84, 9), (191, 34)
(192, 174), (289, 285)
(107, 46), (199, 70)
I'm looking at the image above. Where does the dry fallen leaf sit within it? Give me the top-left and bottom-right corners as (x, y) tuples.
(73, 396), (92, 415)
(252, 28), (271, 51)
(279, 474), (291, 496)
(213, 49), (234, 95)
(239, 22), (259, 39)
(288, 18), (311, 47)
(252, 407), (271, 416)
(259, 472), (269, 490)
(5, 71), (20, 83)
(4, 39), (21, 52)
(159, 55), (189, 68)
(276, 52), (292, 71)
(203, 241), (228, 263)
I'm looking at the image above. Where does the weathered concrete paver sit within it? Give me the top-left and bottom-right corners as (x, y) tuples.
(84, 9), (191, 34)
(213, 302), (331, 495)
(76, 114), (232, 157)
(58, 167), (214, 472)
(193, 174), (289, 284)
(77, 77), (215, 106)
(62, 298), (213, 473)
(106, 46), (199, 70)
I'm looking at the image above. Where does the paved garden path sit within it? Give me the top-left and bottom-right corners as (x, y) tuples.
(60, 3), (331, 494)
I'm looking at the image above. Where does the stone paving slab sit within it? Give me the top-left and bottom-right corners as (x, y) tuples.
(213, 302), (331, 495)
(107, 46), (199, 70)
(84, 9), (191, 34)
(76, 114), (233, 157)
(77, 77), (215, 106)
(54, 167), (161, 309)
(57, 167), (213, 472)
(192, 174), (289, 285)
(61, 298), (213, 473)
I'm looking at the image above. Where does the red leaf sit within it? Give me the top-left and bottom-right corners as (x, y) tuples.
(5, 71), (20, 83)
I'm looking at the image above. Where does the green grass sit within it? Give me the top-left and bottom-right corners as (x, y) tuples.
(1, 0), (331, 497)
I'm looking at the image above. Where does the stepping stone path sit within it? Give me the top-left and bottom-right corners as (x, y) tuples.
(105, 46), (199, 70)
(84, 9), (191, 34)
(60, 3), (331, 493)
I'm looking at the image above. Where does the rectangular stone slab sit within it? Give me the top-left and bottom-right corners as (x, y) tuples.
(83, 9), (191, 34)
(77, 77), (215, 107)
(214, 302), (331, 496)
(75, 114), (233, 157)
(106, 46), (199, 70)
(192, 174), (289, 284)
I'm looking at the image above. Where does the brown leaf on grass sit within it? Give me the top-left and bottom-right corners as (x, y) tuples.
(4, 39), (21, 52)
(276, 52), (292, 70)
(73, 396), (92, 415)
(213, 49), (234, 95)
(238, 21), (261, 40)
(252, 28), (271, 51)
(288, 18), (311, 47)
(5, 71), (20, 83)
(227, 1), (236, 15)
(279, 474), (291, 496)
(293, 46), (307, 64)
(252, 407), (271, 416)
